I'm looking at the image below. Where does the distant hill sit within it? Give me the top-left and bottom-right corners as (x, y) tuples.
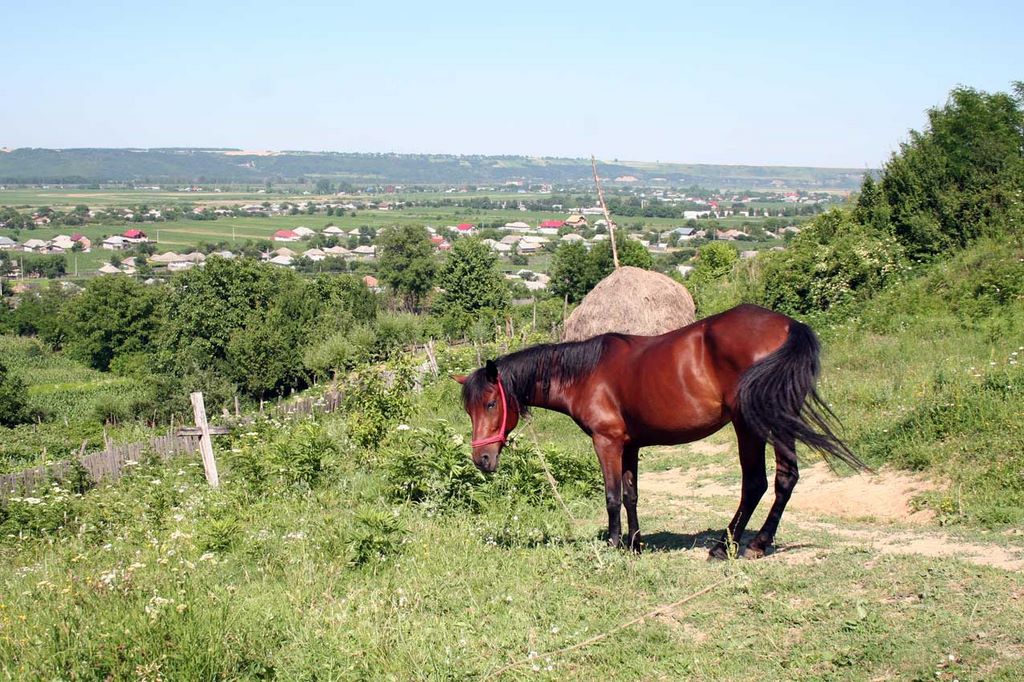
(0, 148), (870, 190)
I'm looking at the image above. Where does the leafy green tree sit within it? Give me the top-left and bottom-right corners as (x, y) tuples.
(433, 238), (510, 337)
(689, 242), (739, 286)
(0, 360), (32, 427)
(876, 84), (1024, 258)
(550, 240), (591, 303)
(376, 225), (437, 311)
(586, 234), (654, 285)
(63, 277), (165, 371)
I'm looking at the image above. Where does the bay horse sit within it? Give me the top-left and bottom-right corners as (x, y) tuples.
(455, 304), (868, 559)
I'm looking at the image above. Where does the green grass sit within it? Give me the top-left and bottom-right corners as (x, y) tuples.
(0, 336), (152, 472)
(1, 396), (1022, 680)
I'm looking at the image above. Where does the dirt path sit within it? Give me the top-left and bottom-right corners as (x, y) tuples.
(641, 447), (1024, 571)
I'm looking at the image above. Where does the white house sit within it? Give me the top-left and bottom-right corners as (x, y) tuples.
(322, 225), (345, 236)
(102, 236), (128, 251)
(302, 248), (326, 262)
(293, 226), (316, 238)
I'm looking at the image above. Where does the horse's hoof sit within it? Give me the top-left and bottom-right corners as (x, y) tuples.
(628, 532), (643, 554)
(708, 545), (729, 561)
(741, 545), (766, 560)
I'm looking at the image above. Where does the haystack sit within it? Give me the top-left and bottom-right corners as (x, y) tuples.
(562, 266), (695, 341)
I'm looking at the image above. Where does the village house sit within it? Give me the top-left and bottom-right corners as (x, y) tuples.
(102, 236), (128, 250)
(302, 248), (326, 262)
(352, 245), (376, 259)
(50, 234), (76, 251)
(292, 226), (316, 238)
(322, 225), (345, 236)
(564, 214), (588, 228)
(22, 238), (48, 252)
(122, 229), (148, 243)
(273, 230), (300, 243)
(0, 236), (16, 250)
(71, 234), (92, 251)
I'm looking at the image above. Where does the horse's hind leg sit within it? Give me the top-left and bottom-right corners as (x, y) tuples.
(710, 420), (768, 560)
(622, 445), (641, 552)
(744, 435), (798, 559)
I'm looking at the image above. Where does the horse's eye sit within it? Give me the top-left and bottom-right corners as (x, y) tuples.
(485, 400), (497, 410)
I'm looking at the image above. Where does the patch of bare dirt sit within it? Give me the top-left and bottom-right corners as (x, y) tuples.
(644, 462), (937, 525)
(641, 458), (1024, 571)
(804, 522), (1024, 571)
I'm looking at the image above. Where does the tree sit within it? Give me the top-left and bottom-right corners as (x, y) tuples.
(586, 234), (654, 285)
(63, 276), (165, 371)
(376, 225), (437, 311)
(0, 360), (31, 427)
(550, 240), (591, 303)
(433, 238), (510, 337)
(876, 84), (1024, 258)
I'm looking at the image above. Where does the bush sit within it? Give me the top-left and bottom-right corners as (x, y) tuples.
(0, 359), (32, 427)
(344, 505), (406, 566)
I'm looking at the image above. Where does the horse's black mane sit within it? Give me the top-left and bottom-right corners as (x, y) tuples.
(462, 334), (616, 413)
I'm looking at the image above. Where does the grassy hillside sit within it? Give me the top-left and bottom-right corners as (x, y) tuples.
(1, 368), (1022, 679)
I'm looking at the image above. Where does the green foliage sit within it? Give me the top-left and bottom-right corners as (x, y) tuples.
(549, 240), (591, 303)
(385, 421), (600, 514)
(376, 225), (436, 311)
(385, 422), (487, 512)
(869, 84), (1024, 259)
(0, 359), (32, 427)
(550, 234), (655, 304)
(433, 238), (510, 338)
(758, 209), (907, 317)
(342, 362), (414, 449)
(344, 505), (406, 567)
(62, 276), (164, 371)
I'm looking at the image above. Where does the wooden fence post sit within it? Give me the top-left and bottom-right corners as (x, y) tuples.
(190, 392), (220, 487)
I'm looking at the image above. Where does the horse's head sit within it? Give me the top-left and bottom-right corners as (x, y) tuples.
(453, 359), (521, 473)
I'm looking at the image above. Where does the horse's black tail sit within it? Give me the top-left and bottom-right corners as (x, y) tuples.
(737, 321), (870, 473)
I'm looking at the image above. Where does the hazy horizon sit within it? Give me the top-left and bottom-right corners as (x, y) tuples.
(3, 0), (1020, 169)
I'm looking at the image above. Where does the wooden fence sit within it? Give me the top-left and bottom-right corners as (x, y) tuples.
(0, 388), (343, 498)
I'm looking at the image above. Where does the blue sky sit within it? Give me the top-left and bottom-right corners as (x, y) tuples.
(2, 0), (1021, 167)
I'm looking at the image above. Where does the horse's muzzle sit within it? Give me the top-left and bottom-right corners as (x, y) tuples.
(474, 450), (499, 473)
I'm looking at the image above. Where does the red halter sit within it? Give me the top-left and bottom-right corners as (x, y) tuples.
(471, 374), (509, 448)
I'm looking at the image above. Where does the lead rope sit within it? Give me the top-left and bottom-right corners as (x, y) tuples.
(525, 421), (578, 527)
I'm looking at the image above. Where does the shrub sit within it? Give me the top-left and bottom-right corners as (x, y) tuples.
(0, 359), (32, 427)
(344, 505), (406, 567)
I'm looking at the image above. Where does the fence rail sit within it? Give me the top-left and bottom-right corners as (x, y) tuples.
(0, 389), (342, 497)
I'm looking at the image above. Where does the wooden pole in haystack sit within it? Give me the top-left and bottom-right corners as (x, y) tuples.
(592, 155), (619, 269)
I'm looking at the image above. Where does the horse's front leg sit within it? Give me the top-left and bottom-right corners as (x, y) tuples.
(593, 435), (625, 548)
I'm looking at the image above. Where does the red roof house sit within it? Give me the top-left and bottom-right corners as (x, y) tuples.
(362, 275), (379, 288)
(456, 223), (475, 232)
(273, 230), (300, 242)
(540, 220), (565, 229)
(122, 229), (148, 240)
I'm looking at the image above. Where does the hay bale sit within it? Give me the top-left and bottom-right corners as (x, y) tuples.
(562, 266), (695, 341)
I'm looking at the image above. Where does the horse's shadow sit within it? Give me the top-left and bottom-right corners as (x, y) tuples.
(643, 528), (753, 553)
(641, 529), (815, 558)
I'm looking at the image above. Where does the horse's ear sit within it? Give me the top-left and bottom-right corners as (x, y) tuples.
(485, 360), (498, 382)
(452, 374), (467, 385)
